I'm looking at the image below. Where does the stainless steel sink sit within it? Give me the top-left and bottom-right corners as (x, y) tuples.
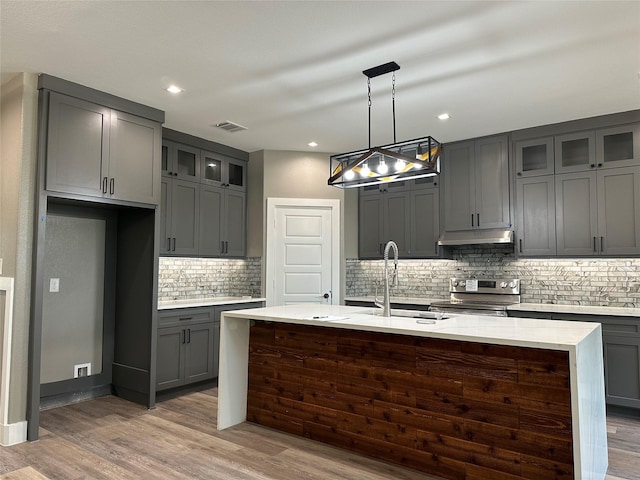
(369, 308), (448, 321)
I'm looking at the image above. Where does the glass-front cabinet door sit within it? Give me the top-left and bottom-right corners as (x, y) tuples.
(554, 131), (596, 174)
(596, 123), (640, 169)
(201, 151), (223, 185)
(226, 159), (246, 192)
(515, 137), (554, 177)
(200, 151), (246, 192)
(162, 140), (200, 182)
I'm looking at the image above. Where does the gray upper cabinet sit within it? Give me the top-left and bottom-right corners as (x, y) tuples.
(160, 133), (248, 258)
(555, 124), (640, 174)
(358, 180), (438, 259)
(358, 194), (384, 258)
(444, 135), (510, 231)
(597, 166), (640, 255)
(162, 140), (200, 183)
(201, 151), (246, 193)
(46, 92), (161, 205)
(199, 185), (246, 257)
(109, 110), (161, 205)
(555, 171), (598, 256)
(556, 166), (640, 256)
(554, 130), (596, 174)
(161, 178), (200, 255)
(410, 186), (440, 257)
(596, 123), (640, 170)
(514, 136), (554, 178)
(515, 175), (556, 256)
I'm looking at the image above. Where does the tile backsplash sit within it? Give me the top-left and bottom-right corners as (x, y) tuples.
(346, 246), (640, 307)
(159, 257), (262, 301)
(160, 249), (640, 308)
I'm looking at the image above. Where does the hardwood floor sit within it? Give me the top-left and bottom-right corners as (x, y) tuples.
(1, 388), (638, 479)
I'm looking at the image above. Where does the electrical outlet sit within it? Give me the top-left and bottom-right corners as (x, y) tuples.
(73, 363), (91, 378)
(49, 278), (60, 293)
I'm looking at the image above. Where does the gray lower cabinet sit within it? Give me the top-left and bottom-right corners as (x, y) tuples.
(509, 310), (640, 410)
(515, 175), (556, 256)
(556, 166), (640, 255)
(156, 301), (264, 392)
(161, 177), (200, 255)
(443, 135), (510, 231)
(46, 91), (161, 205)
(156, 308), (216, 391)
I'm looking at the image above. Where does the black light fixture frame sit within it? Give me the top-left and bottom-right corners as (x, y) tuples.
(328, 61), (442, 189)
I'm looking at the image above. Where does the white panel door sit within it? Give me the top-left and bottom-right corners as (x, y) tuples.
(266, 198), (340, 307)
(275, 208), (331, 305)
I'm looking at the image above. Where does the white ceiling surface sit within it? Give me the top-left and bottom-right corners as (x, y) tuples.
(1, 1), (639, 154)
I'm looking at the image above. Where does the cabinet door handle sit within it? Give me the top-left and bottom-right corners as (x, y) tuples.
(590, 164), (596, 169)
(597, 163), (603, 168)
(221, 241), (225, 254)
(593, 236), (597, 252)
(517, 172), (522, 176)
(182, 329), (186, 344)
(187, 328), (191, 344)
(109, 178), (115, 195)
(172, 237), (176, 252)
(179, 317), (192, 321)
(102, 177), (108, 194)
(519, 238), (523, 253)
(225, 241), (229, 254)
(601, 236), (604, 252)
(166, 237), (171, 251)
(471, 214), (474, 227)
(477, 213), (480, 227)
(434, 241), (439, 256)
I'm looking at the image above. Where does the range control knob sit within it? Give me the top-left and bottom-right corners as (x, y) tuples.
(508, 281), (517, 289)
(459, 280), (466, 287)
(500, 281), (508, 288)
(452, 281), (459, 287)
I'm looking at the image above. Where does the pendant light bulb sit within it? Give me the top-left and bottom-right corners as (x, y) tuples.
(394, 159), (405, 172)
(360, 163), (370, 177)
(377, 160), (388, 174)
(344, 169), (355, 180)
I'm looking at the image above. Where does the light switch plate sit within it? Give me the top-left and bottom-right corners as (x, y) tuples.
(49, 278), (60, 293)
(0, 258), (3, 275)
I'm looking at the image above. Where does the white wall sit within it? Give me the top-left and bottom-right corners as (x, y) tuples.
(0, 73), (38, 433)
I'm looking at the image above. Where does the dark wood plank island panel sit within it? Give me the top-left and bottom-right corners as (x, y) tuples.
(247, 321), (573, 480)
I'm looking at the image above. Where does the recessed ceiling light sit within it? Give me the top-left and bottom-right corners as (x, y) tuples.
(437, 113), (451, 120)
(308, 141), (318, 147)
(166, 85), (183, 94)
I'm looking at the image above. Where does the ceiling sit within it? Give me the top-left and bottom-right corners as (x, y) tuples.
(2, 1), (639, 155)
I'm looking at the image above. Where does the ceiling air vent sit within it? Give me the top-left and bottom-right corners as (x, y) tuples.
(214, 121), (248, 133)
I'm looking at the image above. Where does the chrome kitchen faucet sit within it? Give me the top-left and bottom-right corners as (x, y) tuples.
(374, 240), (399, 317)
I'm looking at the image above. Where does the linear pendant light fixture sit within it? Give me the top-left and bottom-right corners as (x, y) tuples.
(328, 61), (442, 189)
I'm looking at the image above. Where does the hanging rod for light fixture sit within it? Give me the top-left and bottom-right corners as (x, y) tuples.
(328, 61), (442, 189)
(362, 61), (400, 79)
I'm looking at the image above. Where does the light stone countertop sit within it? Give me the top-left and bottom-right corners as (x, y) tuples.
(158, 296), (266, 310)
(345, 296), (445, 306)
(221, 304), (599, 350)
(509, 303), (640, 317)
(346, 296), (640, 317)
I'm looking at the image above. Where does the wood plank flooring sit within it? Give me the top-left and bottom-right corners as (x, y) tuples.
(1, 388), (638, 479)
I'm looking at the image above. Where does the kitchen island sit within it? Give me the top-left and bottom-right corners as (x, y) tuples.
(218, 304), (607, 480)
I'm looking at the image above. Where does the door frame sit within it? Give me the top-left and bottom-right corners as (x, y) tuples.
(265, 198), (341, 307)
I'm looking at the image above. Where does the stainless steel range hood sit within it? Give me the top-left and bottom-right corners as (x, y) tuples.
(437, 229), (514, 246)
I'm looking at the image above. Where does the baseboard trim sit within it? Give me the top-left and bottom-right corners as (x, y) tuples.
(1, 420), (27, 446)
